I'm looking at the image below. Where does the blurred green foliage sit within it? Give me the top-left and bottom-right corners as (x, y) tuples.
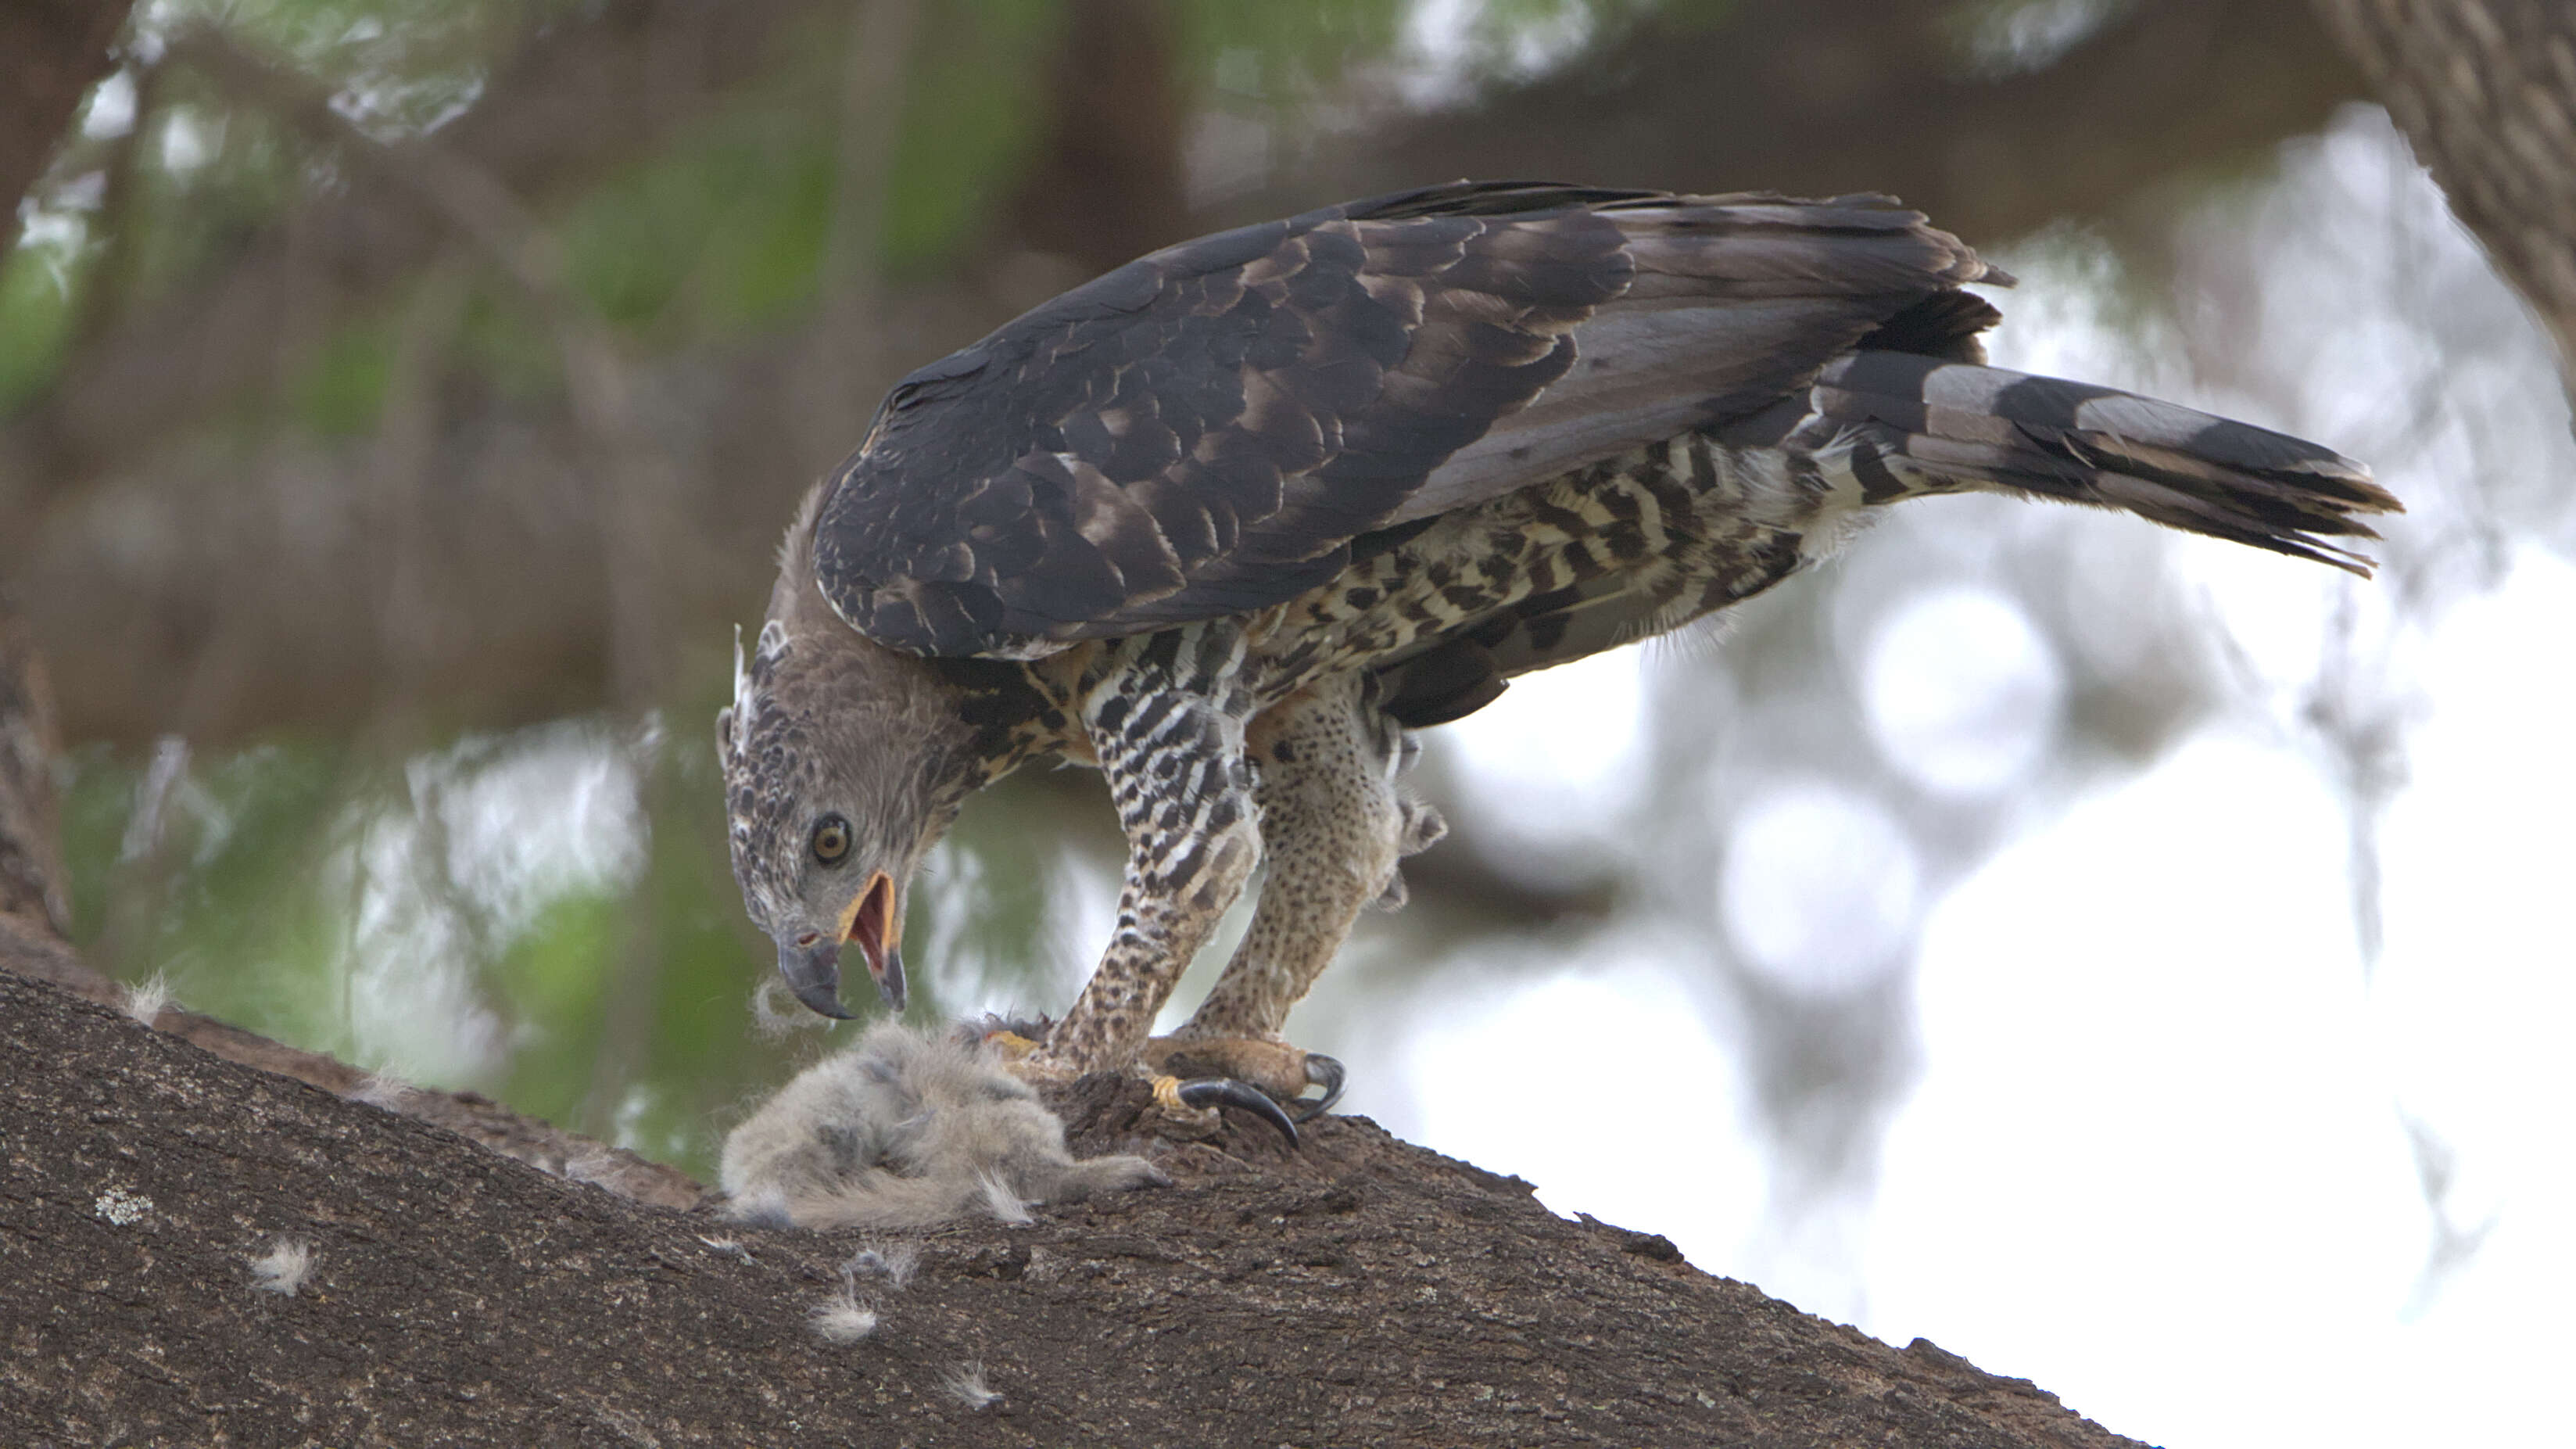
(1180, 0), (1409, 99)
(0, 244), (74, 411)
(292, 318), (396, 434)
(0, 0), (1472, 425)
(60, 743), (358, 1053)
(57, 719), (1081, 1179)
(880, 0), (1061, 275)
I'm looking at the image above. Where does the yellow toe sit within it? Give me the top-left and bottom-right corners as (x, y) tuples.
(985, 1030), (1041, 1061)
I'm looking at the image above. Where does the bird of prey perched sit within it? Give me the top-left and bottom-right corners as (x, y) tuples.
(718, 182), (2394, 1119)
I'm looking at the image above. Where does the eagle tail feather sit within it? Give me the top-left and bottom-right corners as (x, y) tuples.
(1800, 351), (2399, 576)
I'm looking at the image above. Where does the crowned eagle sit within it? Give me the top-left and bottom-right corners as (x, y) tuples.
(717, 183), (2393, 1124)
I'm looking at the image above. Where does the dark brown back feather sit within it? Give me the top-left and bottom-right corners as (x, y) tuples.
(809, 182), (2002, 658)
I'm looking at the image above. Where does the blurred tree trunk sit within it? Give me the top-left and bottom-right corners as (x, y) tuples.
(0, 612), (70, 940)
(0, 0), (123, 941)
(0, 0), (134, 255)
(1009, 0), (1189, 274)
(2314, 0), (2576, 394)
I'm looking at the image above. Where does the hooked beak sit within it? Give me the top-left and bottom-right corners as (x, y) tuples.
(776, 871), (905, 1020)
(776, 934), (854, 1020)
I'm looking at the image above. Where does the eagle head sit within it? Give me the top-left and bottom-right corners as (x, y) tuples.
(718, 568), (976, 1021)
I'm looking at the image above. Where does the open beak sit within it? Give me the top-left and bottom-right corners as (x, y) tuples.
(844, 870), (906, 1014)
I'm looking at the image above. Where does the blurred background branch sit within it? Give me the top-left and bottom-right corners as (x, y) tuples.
(0, 608), (73, 941)
(1316, 0), (2370, 240)
(2313, 0), (2576, 400)
(0, 0), (139, 256)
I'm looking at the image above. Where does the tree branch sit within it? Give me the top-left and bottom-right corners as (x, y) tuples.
(4, 967), (2149, 1447)
(0, 0), (137, 255)
(1009, 0), (1190, 277)
(2313, 0), (2576, 394)
(1287, 0), (2366, 245)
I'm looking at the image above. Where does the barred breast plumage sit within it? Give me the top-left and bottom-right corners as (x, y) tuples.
(1241, 429), (1849, 720)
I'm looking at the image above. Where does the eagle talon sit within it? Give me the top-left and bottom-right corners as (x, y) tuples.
(1290, 1053), (1345, 1123)
(1170, 1077), (1300, 1147)
(983, 1030), (1042, 1061)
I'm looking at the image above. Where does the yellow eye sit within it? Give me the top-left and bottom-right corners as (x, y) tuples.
(811, 816), (851, 865)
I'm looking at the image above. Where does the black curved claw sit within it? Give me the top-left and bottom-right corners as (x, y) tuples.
(1291, 1053), (1345, 1123)
(1174, 1078), (1299, 1147)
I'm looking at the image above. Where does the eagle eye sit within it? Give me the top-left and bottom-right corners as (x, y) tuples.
(811, 816), (852, 866)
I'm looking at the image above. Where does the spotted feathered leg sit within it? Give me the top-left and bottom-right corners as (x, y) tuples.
(1145, 673), (1443, 1117)
(1023, 628), (1265, 1116)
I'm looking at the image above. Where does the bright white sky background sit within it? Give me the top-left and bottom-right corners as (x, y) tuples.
(1365, 550), (2574, 1449)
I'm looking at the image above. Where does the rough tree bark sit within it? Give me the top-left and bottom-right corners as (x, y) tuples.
(2313, 0), (2576, 393)
(2, 967), (2149, 1449)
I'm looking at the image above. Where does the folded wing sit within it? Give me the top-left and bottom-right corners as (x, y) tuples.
(810, 182), (2002, 658)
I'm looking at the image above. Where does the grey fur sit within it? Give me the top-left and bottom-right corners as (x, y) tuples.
(843, 1241), (919, 1287)
(718, 1024), (1170, 1229)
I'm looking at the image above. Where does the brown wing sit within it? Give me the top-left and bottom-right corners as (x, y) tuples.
(811, 181), (1998, 658)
